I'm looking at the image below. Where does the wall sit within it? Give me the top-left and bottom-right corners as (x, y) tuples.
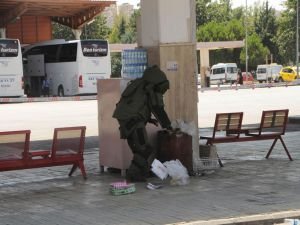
(6, 16), (52, 45)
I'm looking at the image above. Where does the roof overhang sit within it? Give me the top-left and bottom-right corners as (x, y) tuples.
(197, 40), (244, 50)
(109, 41), (245, 53)
(0, 0), (116, 29)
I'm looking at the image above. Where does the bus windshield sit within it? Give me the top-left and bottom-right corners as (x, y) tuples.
(0, 40), (19, 57)
(81, 40), (108, 57)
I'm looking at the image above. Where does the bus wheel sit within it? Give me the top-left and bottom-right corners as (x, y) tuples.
(58, 86), (64, 97)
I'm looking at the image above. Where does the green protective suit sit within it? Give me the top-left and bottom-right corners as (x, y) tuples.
(113, 65), (171, 182)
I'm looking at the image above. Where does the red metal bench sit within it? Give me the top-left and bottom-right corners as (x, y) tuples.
(0, 130), (31, 171)
(200, 112), (243, 167)
(0, 126), (87, 179)
(200, 109), (292, 166)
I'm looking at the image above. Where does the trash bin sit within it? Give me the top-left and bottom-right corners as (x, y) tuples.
(157, 130), (193, 174)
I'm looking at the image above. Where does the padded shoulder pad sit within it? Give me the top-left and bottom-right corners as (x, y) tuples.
(122, 79), (144, 97)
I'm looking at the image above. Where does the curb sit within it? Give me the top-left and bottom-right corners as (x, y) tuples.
(289, 116), (300, 124)
(167, 210), (300, 225)
(0, 95), (97, 103)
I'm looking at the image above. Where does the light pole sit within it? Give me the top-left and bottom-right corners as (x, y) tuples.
(245, 0), (248, 76)
(297, 0), (299, 78)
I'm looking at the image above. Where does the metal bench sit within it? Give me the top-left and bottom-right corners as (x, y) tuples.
(0, 126), (87, 179)
(200, 109), (292, 167)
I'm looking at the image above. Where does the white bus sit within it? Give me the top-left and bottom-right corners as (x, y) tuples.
(0, 39), (24, 97)
(256, 64), (282, 83)
(23, 39), (111, 96)
(210, 63), (238, 84)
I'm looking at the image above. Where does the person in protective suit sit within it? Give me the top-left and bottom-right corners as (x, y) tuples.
(113, 65), (172, 182)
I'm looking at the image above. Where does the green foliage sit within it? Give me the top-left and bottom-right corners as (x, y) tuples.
(195, 0), (296, 67)
(240, 33), (269, 68)
(254, 1), (279, 62)
(108, 10), (139, 75)
(111, 53), (122, 77)
(275, 0), (297, 64)
(196, 0), (233, 26)
(81, 15), (110, 40)
(197, 19), (244, 41)
(52, 22), (74, 40)
(108, 9), (139, 44)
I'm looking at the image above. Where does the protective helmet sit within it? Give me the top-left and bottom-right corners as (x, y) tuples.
(154, 80), (169, 94)
(142, 65), (168, 85)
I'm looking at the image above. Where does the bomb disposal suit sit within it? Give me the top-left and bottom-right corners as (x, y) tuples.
(113, 66), (171, 181)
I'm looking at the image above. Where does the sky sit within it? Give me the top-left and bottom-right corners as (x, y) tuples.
(116, 0), (286, 11)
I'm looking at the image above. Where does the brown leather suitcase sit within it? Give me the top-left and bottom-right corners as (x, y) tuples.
(157, 130), (193, 174)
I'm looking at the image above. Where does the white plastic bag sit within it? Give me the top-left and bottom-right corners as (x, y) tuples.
(171, 119), (196, 136)
(163, 159), (190, 185)
(151, 159), (168, 180)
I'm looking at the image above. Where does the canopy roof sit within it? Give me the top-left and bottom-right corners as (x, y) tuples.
(0, 0), (115, 29)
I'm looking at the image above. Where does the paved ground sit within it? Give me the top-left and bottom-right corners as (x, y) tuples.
(1, 124), (300, 225)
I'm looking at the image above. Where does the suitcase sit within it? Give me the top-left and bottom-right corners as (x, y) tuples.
(157, 130), (193, 174)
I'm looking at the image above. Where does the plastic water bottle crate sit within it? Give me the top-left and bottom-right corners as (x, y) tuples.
(193, 158), (219, 175)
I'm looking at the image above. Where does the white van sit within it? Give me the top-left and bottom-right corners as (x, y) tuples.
(256, 64), (282, 83)
(210, 63), (238, 84)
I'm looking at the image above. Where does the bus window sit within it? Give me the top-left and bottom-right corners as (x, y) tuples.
(44, 45), (59, 63)
(59, 43), (77, 62)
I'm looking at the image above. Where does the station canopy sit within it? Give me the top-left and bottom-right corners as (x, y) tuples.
(0, 0), (115, 29)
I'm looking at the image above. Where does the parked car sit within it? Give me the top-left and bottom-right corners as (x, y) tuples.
(278, 66), (298, 82)
(242, 72), (254, 83)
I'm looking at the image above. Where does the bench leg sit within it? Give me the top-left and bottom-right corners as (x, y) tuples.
(69, 164), (78, 177)
(206, 142), (224, 167)
(78, 161), (87, 179)
(217, 154), (224, 167)
(68, 161), (87, 179)
(265, 137), (278, 159)
(279, 136), (293, 161)
(266, 136), (293, 161)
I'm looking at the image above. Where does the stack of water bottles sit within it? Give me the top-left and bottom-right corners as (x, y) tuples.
(121, 49), (147, 79)
(278, 219), (300, 225)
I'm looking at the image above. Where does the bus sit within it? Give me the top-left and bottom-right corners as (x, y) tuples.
(256, 64), (282, 83)
(23, 39), (111, 97)
(0, 38), (24, 97)
(210, 63), (238, 84)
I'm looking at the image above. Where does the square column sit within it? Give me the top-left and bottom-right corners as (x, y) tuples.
(139, 0), (199, 158)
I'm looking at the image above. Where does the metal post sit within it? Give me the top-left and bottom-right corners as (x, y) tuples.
(297, 0), (299, 78)
(245, 0), (248, 77)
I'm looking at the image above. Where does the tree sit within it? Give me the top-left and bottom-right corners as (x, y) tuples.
(254, 1), (279, 62)
(276, 0), (297, 64)
(81, 15), (110, 40)
(109, 10), (140, 76)
(240, 33), (270, 69)
(108, 15), (127, 43)
(52, 22), (74, 40)
(197, 19), (244, 41)
(196, 0), (233, 26)
(195, 0), (211, 26)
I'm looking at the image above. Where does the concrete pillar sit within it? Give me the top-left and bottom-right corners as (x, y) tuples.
(72, 29), (82, 40)
(140, 0), (199, 158)
(0, 28), (6, 38)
